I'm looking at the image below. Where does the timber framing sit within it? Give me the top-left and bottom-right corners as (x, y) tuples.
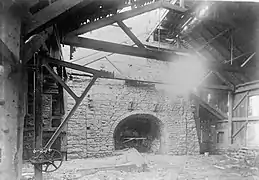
(67, 1), (186, 36)
(68, 72), (233, 91)
(232, 120), (248, 139)
(235, 80), (259, 93)
(198, 84), (232, 91)
(217, 116), (259, 123)
(41, 55), (113, 77)
(39, 55), (112, 149)
(63, 36), (244, 73)
(228, 92), (233, 144)
(117, 20), (145, 48)
(233, 91), (249, 111)
(63, 36), (177, 60)
(213, 71), (235, 91)
(191, 93), (227, 120)
(24, 0), (94, 35)
(144, 41), (191, 56)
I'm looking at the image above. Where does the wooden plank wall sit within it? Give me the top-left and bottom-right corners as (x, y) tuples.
(215, 89), (259, 150)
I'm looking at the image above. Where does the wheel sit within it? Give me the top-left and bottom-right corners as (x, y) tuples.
(35, 149), (63, 173)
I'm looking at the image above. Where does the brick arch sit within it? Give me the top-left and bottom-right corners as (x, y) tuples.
(111, 110), (168, 154)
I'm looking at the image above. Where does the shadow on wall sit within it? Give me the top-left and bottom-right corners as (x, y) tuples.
(113, 113), (163, 153)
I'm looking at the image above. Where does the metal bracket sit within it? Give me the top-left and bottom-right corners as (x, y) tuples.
(40, 55), (113, 149)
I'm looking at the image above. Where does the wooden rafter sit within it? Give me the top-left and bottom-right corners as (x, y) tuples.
(24, 0), (94, 35)
(201, 22), (243, 59)
(212, 71), (235, 91)
(63, 36), (176, 60)
(67, 1), (162, 36)
(182, 35), (237, 90)
(67, 1), (186, 36)
(117, 20), (145, 48)
(63, 36), (245, 73)
(198, 24), (232, 61)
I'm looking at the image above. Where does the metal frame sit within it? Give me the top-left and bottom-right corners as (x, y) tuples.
(39, 55), (113, 149)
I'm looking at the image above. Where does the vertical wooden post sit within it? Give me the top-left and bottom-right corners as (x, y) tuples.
(180, 0), (185, 8)
(245, 92), (249, 146)
(0, 9), (25, 180)
(228, 91), (233, 145)
(34, 56), (43, 180)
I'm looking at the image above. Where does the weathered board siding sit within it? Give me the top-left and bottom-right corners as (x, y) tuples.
(215, 89), (259, 151)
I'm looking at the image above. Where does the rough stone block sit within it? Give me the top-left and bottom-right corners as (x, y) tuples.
(67, 78), (200, 159)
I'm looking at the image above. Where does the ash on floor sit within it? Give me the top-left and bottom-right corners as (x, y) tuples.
(22, 151), (259, 180)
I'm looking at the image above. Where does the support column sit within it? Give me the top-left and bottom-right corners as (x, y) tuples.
(34, 56), (43, 180)
(228, 91), (233, 145)
(0, 9), (25, 180)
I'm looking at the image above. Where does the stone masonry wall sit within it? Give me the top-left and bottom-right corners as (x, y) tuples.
(66, 77), (200, 159)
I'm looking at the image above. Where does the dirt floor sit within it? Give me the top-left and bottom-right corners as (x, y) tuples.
(22, 152), (259, 180)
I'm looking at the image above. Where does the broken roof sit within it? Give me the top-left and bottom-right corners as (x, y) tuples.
(152, 1), (259, 86)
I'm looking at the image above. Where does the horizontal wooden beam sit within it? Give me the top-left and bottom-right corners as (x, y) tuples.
(217, 116), (259, 123)
(69, 72), (235, 91)
(63, 36), (177, 61)
(191, 93), (227, 120)
(236, 80), (259, 93)
(40, 55), (113, 77)
(24, 0), (93, 35)
(63, 36), (244, 73)
(199, 84), (232, 91)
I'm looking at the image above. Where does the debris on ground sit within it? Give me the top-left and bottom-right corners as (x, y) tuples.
(21, 152), (259, 180)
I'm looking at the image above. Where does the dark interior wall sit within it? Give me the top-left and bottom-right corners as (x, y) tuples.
(198, 89), (228, 115)
(113, 114), (161, 153)
(199, 106), (219, 154)
(22, 31), (67, 160)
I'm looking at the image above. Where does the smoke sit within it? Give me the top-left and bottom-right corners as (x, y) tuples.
(156, 54), (206, 97)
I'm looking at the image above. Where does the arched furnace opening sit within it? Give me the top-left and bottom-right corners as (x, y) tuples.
(113, 114), (162, 153)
